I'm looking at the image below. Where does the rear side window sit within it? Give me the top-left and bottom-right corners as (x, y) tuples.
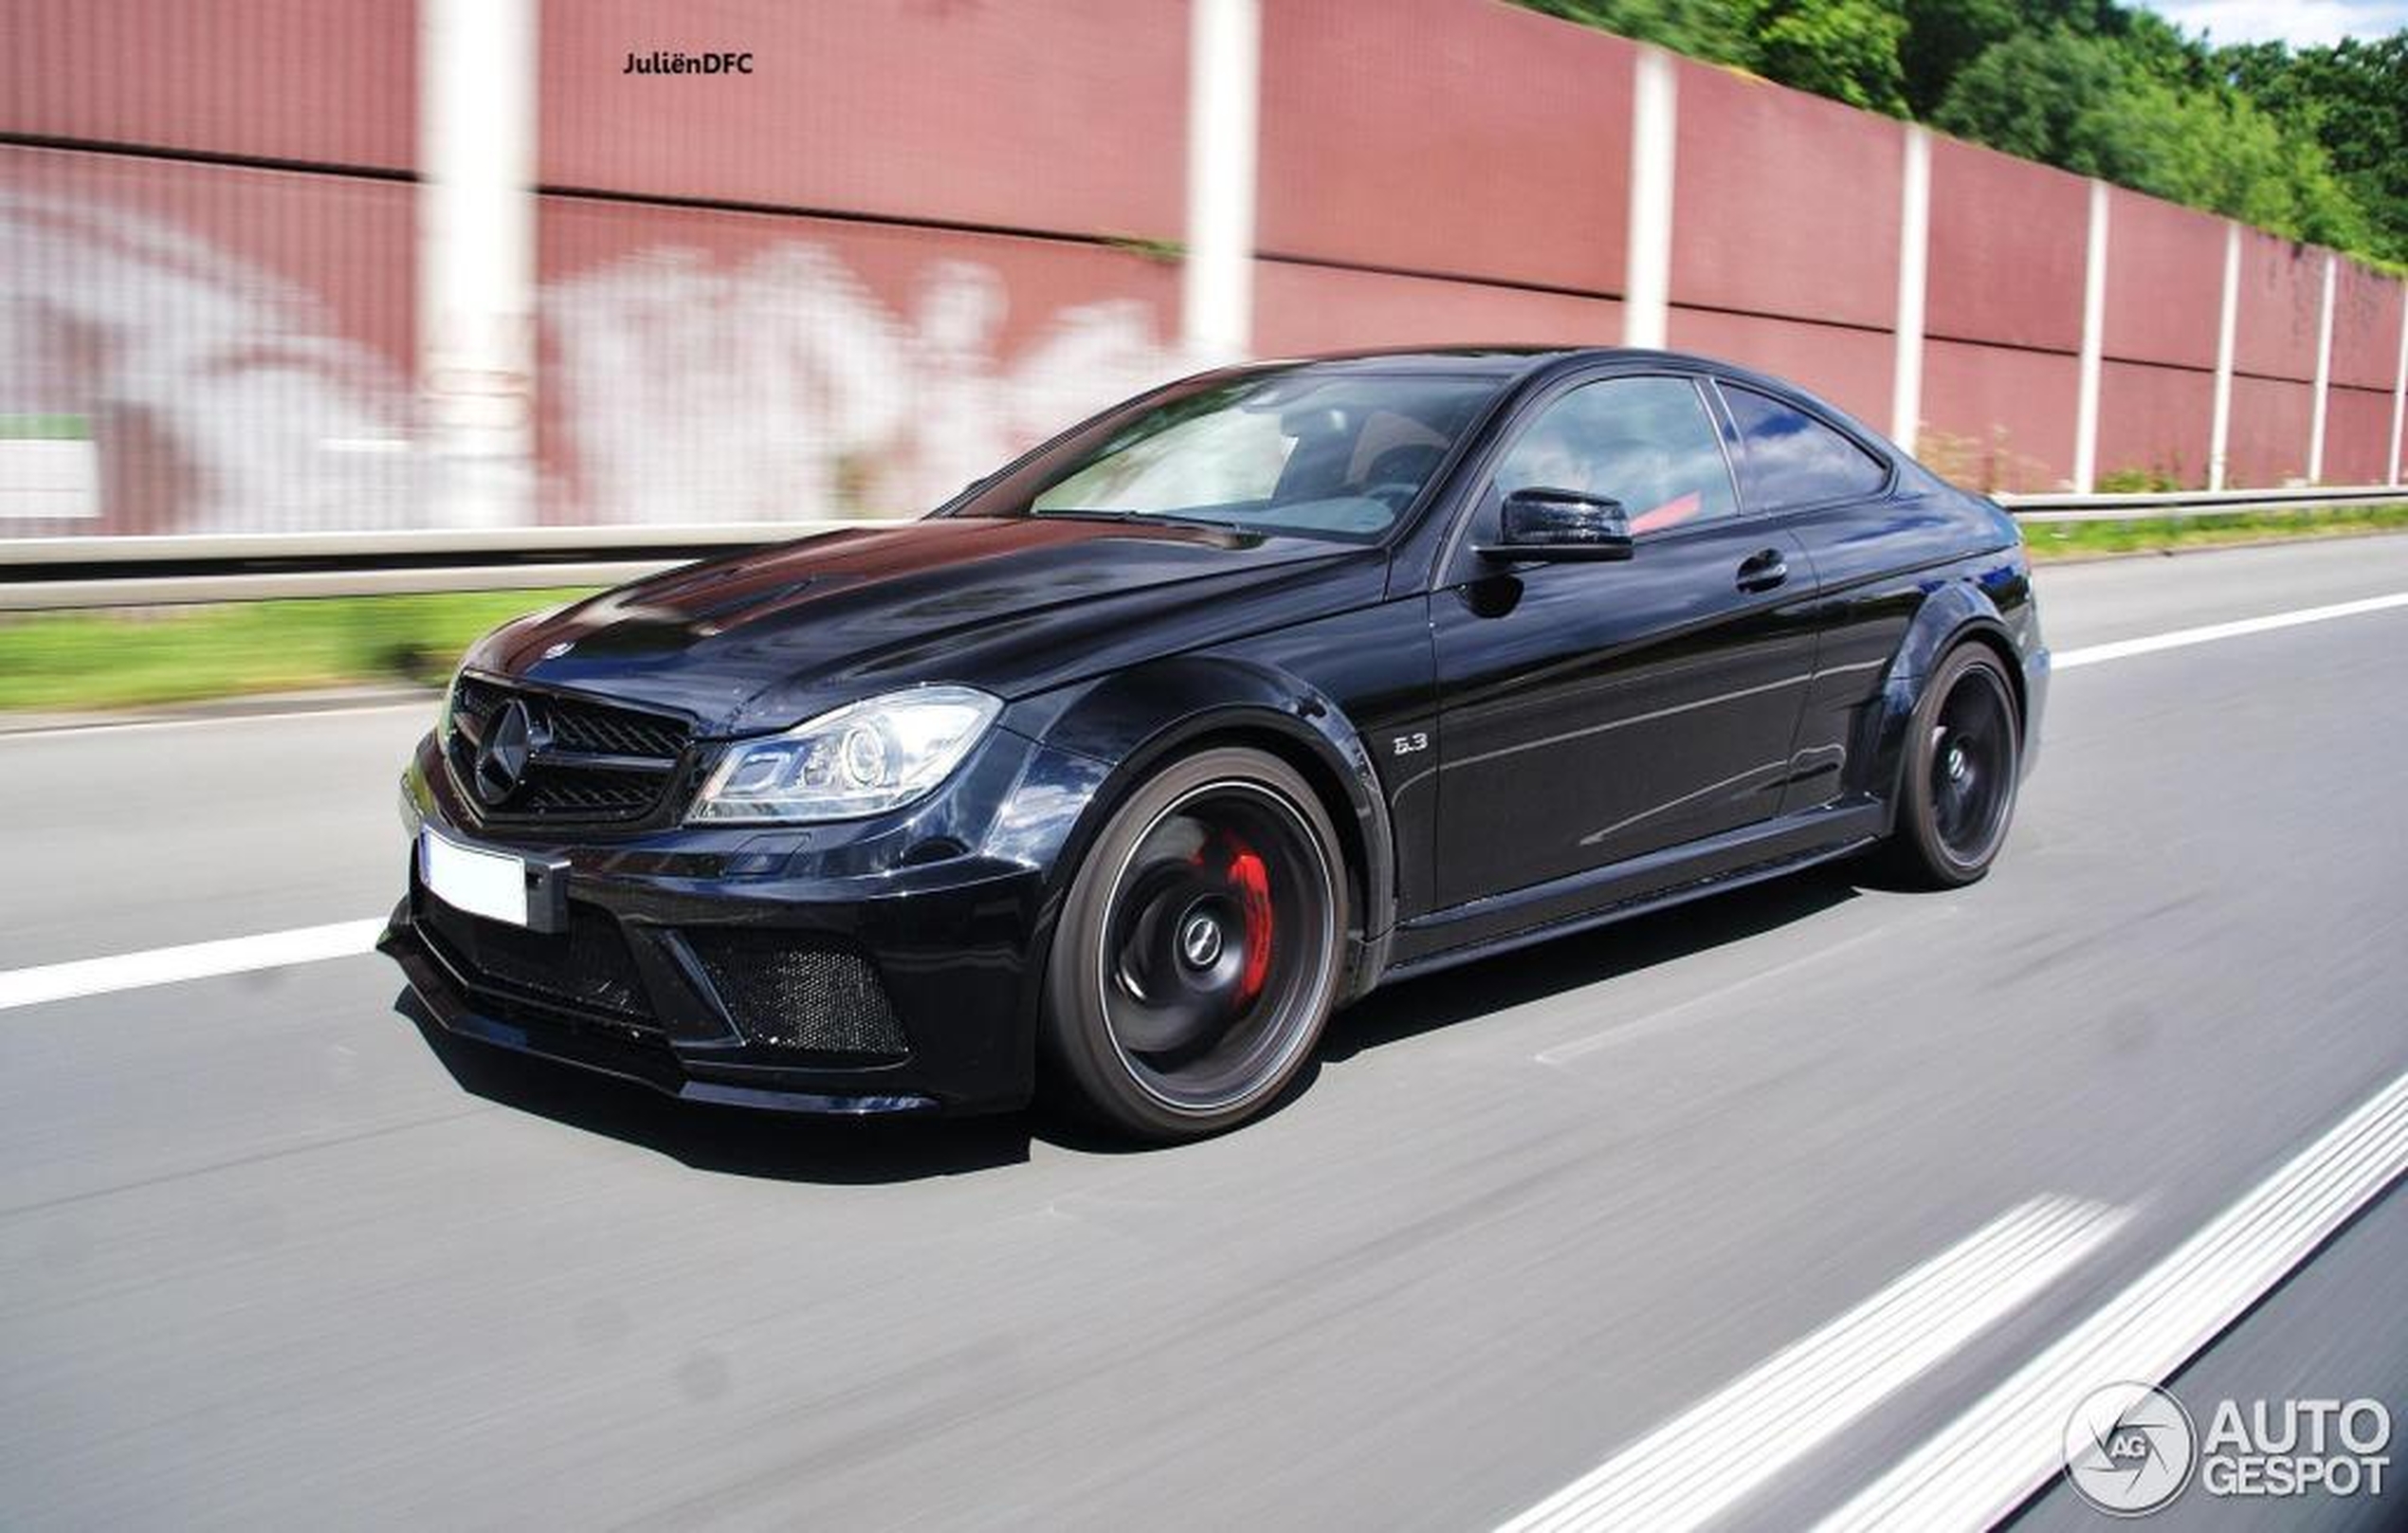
(1722, 384), (1888, 509)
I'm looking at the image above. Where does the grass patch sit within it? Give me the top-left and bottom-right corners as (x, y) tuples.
(2, 505), (2402, 713)
(0, 413), (92, 440)
(0, 589), (597, 712)
(2023, 503), (2408, 560)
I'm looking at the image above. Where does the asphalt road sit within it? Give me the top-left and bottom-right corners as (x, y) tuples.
(4, 535), (2406, 1530)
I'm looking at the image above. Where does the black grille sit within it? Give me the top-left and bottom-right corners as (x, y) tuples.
(686, 929), (909, 1058)
(446, 676), (692, 825)
(515, 767), (674, 818)
(420, 894), (652, 1022)
(541, 698), (688, 760)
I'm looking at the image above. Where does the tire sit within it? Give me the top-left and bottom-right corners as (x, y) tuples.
(1041, 746), (1349, 1141)
(1883, 643), (2022, 887)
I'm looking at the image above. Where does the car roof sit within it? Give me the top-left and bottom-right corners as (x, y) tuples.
(1211, 346), (1915, 481)
(1222, 346), (1890, 435)
(1225, 345), (1758, 384)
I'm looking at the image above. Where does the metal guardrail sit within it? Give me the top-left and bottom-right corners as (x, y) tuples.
(2002, 484), (2405, 524)
(0, 488), (2400, 610)
(0, 522), (859, 611)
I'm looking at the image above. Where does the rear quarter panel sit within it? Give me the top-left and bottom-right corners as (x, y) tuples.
(1779, 486), (2036, 815)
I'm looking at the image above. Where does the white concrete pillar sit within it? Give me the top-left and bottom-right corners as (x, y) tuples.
(1621, 46), (1677, 351)
(2208, 223), (2240, 492)
(417, 0), (538, 527)
(2308, 251), (2336, 484)
(2071, 179), (2108, 494)
(2390, 285), (2407, 486)
(1180, 0), (1260, 364)
(1889, 124), (1930, 451)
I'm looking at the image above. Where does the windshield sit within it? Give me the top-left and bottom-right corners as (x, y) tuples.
(951, 370), (1506, 542)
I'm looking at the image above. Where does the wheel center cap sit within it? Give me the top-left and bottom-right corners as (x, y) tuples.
(1178, 912), (1225, 970)
(1943, 742), (1969, 783)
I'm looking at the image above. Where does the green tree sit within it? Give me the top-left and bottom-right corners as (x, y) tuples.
(1898, 0), (2020, 115)
(1748, 0), (1913, 115)
(1935, 27), (2375, 251)
(1930, 27), (2126, 165)
(1509, 0), (2402, 267)
(1515, 0), (1752, 64)
(2221, 35), (2408, 263)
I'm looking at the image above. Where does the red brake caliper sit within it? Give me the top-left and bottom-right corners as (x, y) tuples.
(1225, 839), (1273, 1009)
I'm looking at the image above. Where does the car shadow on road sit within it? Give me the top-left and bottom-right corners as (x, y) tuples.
(1315, 864), (1863, 1066)
(399, 993), (1041, 1184)
(397, 865), (1863, 1183)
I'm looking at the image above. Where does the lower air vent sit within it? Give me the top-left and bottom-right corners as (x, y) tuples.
(684, 929), (909, 1058)
(421, 896), (652, 1021)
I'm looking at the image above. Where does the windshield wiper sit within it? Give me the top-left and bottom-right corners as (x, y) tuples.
(1030, 508), (1255, 536)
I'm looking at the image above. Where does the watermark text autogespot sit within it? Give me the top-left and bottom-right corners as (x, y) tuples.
(2064, 1382), (2390, 1516)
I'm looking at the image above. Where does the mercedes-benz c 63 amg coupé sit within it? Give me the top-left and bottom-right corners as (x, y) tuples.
(383, 348), (2046, 1141)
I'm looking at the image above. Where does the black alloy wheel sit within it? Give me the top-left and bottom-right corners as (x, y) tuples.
(1888, 643), (2021, 886)
(1042, 747), (1347, 1141)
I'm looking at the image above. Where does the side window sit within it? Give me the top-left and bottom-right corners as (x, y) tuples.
(1491, 376), (1738, 536)
(1721, 384), (1888, 509)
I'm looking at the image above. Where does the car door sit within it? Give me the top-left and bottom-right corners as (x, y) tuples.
(1712, 379), (1922, 818)
(1429, 372), (1821, 911)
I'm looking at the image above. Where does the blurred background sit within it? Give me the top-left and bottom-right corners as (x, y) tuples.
(9, 0), (2402, 709)
(2, 0), (2402, 553)
(8, 10), (2408, 1527)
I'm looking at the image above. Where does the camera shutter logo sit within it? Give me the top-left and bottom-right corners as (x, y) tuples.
(2064, 1381), (2198, 1516)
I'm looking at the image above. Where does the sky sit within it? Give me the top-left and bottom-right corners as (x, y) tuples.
(2144, 0), (2408, 46)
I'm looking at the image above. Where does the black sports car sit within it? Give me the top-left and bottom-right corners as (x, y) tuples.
(383, 347), (2045, 1141)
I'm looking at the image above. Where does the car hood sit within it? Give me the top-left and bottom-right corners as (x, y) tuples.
(473, 516), (1380, 735)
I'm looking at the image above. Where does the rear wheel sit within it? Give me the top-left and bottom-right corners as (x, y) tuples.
(1041, 747), (1347, 1141)
(1885, 643), (2021, 886)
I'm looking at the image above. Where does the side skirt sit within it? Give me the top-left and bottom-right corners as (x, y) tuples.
(1377, 797), (1885, 986)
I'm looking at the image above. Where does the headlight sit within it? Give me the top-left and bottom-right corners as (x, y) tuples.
(434, 662), (465, 738)
(688, 685), (1003, 823)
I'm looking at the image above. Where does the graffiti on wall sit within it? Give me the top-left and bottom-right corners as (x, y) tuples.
(0, 193), (413, 533)
(543, 245), (1176, 522)
(0, 192), (1181, 534)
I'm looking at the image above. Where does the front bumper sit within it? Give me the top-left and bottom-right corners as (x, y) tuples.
(384, 723), (1107, 1117)
(2019, 642), (2050, 778)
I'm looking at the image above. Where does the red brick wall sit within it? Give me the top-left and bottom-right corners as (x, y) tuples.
(538, 0), (1188, 240)
(5, 0), (2404, 536)
(1257, 0), (1632, 294)
(3, 0), (416, 169)
(1671, 64), (1901, 332)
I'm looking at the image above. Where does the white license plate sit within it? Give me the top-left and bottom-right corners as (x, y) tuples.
(419, 826), (530, 927)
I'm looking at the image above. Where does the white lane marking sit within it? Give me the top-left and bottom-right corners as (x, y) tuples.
(1497, 1195), (2128, 1533)
(0, 700), (431, 741)
(7, 582), (2406, 1005)
(2053, 589), (2408, 669)
(1816, 1067), (2408, 1531)
(0, 920), (387, 1011)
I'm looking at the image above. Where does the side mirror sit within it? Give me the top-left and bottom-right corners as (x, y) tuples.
(1478, 487), (1633, 562)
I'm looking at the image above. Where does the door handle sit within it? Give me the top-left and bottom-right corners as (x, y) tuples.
(1736, 548), (1788, 593)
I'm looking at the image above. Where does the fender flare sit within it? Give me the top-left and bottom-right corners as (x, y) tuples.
(1858, 581), (2026, 824)
(1007, 654), (1399, 1004)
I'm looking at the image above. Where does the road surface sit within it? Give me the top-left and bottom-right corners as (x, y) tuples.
(3, 536), (2406, 1529)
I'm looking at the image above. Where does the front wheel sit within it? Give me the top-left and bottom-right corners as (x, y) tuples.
(1041, 747), (1348, 1141)
(1884, 643), (2022, 887)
